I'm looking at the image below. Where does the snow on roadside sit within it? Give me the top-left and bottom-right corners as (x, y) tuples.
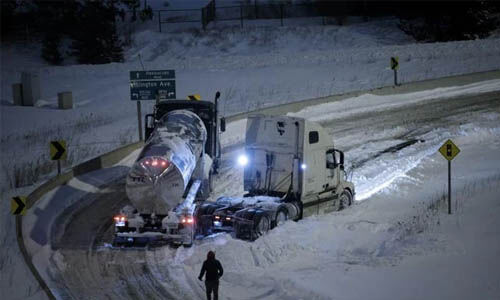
(149, 114), (500, 300)
(288, 81), (500, 202)
(289, 79), (500, 123)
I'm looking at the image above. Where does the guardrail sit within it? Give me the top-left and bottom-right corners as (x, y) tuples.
(16, 141), (144, 300)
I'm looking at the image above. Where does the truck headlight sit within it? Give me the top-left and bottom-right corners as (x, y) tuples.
(237, 154), (249, 167)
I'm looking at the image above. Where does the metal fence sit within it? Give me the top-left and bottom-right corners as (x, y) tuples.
(158, 0), (216, 32)
(157, 1), (398, 31)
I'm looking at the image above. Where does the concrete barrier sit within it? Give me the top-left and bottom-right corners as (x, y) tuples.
(227, 69), (500, 122)
(21, 72), (41, 106)
(12, 83), (23, 106)
(17, 141), (143, 300)
(57, 92), (73, 110)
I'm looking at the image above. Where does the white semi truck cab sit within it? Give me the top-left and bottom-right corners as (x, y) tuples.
(199, 115), (355, 240)
(241, 115), (355, 217)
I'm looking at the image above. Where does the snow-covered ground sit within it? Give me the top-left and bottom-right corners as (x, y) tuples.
(1, 15), (500, 300)
(133, 84), (500, 300)
(10, 81), (500, 300)
(170, 144), (500, 300)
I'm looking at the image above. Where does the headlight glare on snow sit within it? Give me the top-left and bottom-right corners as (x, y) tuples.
(237, 154), (249, 167)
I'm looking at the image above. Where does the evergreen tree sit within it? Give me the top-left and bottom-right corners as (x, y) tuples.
(41, 30), (63, 65)
(71, 0), (124, 64)
(36, 2), (66, 65)
(398, 1), (497, 42)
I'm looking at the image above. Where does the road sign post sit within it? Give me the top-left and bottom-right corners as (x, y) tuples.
(137, 101), (143, 141)
(390, 57), (399, 86)
(448, 160), (451, 214)
(439, 139), (460, 214)
(130, 70), (176, 141)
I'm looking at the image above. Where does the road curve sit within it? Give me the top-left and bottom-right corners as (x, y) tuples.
(47, 90), (500, 299)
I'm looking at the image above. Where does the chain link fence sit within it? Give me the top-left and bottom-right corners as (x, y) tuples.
(158, 1), (399, 31)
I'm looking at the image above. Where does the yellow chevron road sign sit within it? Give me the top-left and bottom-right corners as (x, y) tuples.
(390, 57), (399, 70)
(50, 140), (67, 160)
(11, 196), (27, 215)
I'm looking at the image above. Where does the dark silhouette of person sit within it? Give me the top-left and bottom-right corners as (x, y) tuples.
(198, 250), (224, 300)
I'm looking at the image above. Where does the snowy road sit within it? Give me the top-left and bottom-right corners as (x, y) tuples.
(45, 89), (500, 299)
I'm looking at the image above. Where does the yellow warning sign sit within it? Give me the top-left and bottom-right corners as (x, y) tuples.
(439, 139), (460, 161)
(390, 57), (399, 70)
(11, 196), (27, 216)
(187, 94), (201, 101)
(50, 140), (67, 160)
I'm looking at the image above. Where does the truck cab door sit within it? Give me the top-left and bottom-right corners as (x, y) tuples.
(315, 149), (337, 212)
(326, 148), (345, 188)
(325, 149), (337, 187)
(317, 148), (347, 213)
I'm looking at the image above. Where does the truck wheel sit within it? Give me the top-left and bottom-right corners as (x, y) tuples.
(252, 213), (270, 240)
(234, 222), (244, 239)
(196, 204), (217, 236)
(340, 190), (353, 210)
(183, 239), (193, 247)
(275, 207), (288, 227)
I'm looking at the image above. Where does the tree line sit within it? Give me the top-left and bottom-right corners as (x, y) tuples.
(1, 1), (498, 65)
(1, 0), (154, 65)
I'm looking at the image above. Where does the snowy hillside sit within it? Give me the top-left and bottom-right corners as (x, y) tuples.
(1, 15), (500, 300)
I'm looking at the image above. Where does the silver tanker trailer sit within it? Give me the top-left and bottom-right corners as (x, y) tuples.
(113, 95), (224, 246)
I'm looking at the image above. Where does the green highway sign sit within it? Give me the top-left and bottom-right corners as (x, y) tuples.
(130, 70), (176, 101)
(130, 80), (175, 100)
(130, 70), (175, 80)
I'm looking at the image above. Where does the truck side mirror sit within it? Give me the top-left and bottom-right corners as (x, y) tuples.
(334, 149), (345, 170)
(220, 117), (226, 132)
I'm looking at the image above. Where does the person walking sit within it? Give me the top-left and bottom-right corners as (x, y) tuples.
(198, 250), (224, 300)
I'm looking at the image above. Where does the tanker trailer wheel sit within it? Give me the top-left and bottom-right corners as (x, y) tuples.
(251, 213), (270, 240)
(183, 228), (194, 247)
(339, 190), (353, 210)
(275, 206), (288, 227)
